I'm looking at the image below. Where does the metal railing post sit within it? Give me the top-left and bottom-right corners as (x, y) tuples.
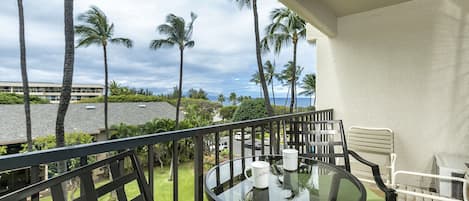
(194, 136), (204, 201)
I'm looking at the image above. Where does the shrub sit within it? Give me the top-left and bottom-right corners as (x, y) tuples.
(0, 93), (49, 104)
(232, 99), (268, 122)
(219, 106), (237, 120)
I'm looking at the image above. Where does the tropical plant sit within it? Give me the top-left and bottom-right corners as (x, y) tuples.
(56, 0), (75, 178)
(187, 88), (208, 100)
(217, 93), (225, 105)
(150, 12), (197, 129)
(229, 92), (237, 105)
(150, 12), (197, 184)
(75, 6), (133, 139)
(16, 0), (33, 153)
(261, 8), (306, 113)
(250, 72), (262, 97)
(219, 106), (237, 121)
(279, 61), (303, 109)
(230, 0), (273, 116)
(299, 73), (316, 107)
(263, 60), (277, 106)
(0, 93), (49, 104)
(0, 146), (7, 155)
(232, 99), (268, 122)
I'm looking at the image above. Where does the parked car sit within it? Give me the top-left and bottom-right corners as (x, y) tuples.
(209, 142), (228, 152)
(243, 140), (262, 150)
(234, 131), (251, 141)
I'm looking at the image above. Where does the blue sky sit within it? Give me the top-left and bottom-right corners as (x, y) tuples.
(0, 0), (317, 98)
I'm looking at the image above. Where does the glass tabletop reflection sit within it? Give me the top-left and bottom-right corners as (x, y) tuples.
(204, 155), (366, 201)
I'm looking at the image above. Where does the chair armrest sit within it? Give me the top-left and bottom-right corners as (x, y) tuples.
(349, 150), (397, 201)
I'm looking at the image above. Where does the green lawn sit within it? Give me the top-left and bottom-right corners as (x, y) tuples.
(40, 162), (203, 201)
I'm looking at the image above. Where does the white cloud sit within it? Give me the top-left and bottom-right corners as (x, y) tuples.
(0, 0), (316, 97)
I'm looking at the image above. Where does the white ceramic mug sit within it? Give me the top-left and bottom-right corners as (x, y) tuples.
(244, 161), (270, 189)
(282, 149), (298, 171)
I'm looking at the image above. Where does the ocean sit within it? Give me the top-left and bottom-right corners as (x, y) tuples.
(208, 96), (314, 107)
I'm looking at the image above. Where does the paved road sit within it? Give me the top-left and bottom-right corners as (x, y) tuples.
(218, 136), (273, 158)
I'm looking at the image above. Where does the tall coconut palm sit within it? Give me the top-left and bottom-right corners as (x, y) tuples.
(299, 73), (316, 107)
(230, 0), (273, 116)
(229, 92), (237, 105)
(150, 12), (196, 129)
(17, 0), (39, 194)
(217, 93), (225, 105)
(150, 12), (197, 191)
(262, 8), (306, 113)
(17, 0), (32, 152)
(263, 60), (277, 106)
(279, 61), (303, 108)
(250, 72), (262, 97)
(75, 6), (133, 139)
(56, 0), (75, 187)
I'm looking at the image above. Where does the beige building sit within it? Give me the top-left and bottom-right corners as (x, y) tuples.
(0, 81), (103, 103)
(281, 0), (469, 188)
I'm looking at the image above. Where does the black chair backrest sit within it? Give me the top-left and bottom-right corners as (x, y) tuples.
(0, 150), (152, 201)
(289, 120), (351, 172)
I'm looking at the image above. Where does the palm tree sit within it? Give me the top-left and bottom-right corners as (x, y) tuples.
(217, 94), (225, 105)
(75, 6), (133, 139)
(230, 0), (273, 116)
(262, 8), (306, 113)
(56, 0), (75, 188)
(263, 60), (277, 106)
(16, 0), (32, 152)
(150, 12), (196, 129)
(150, 12), (197, 188)
(279, 61), (303, 109)
(17, 0), (40, 193)
(299, 73), (316, 107)
(250, 72), (262, 97)
(229, 92), (237, 105)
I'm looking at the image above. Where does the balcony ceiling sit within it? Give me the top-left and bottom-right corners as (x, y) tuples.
(280, 0), (411, 37)
(321, 0), (411, 17)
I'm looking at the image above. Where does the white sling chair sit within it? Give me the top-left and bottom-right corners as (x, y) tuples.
(347, 126), (396, 185)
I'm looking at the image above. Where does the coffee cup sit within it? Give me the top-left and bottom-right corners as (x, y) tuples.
(244, 161), (270, 189)
(282, 149), (298, 171)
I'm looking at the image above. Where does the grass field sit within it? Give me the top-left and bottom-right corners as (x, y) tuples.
(40, 162), (203, 201)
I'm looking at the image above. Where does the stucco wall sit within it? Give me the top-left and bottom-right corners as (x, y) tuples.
(312, 0), (469, 186)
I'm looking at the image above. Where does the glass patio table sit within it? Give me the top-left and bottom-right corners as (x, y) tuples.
(204, 155), (366, 201)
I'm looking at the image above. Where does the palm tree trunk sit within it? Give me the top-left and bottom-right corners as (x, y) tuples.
(290, 39), (298, 113)
(252, 0), (274, 117)
(271, 80), (276, 107)
(18, 1), (39, 199)
(17, 0), (31, 152)
(103, 44), (109, 139)
(56, 0), (74, 199)
(312, 93), (316, 109)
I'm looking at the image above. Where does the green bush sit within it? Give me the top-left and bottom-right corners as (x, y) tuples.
(20, 132), (94, 177)
(219, 106), (237, 120)
(232, 99), (268, 122)
(78, 94), (167, 103)
(0, 93), (49, 104)
(0, 146), (6, 155)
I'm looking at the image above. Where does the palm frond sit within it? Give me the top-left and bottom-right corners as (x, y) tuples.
(149, 39), (175, 49)
(76, 35), (102, 48)
(231, 0), (252, 10)
(184, 40), (195, 48)
(110, 37), (133, 48)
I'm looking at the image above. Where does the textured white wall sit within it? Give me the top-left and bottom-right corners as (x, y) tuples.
(312, 0), (469, 186)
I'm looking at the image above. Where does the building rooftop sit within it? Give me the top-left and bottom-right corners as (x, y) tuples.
(0, 81), (103, 88)
(0, 102), (181, 145)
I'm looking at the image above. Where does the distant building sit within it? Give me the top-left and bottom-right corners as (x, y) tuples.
(0, 102), (183, 146)
(0, 81), (104, 103)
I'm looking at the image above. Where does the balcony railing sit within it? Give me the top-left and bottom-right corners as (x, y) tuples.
(0, 109), (333, 201)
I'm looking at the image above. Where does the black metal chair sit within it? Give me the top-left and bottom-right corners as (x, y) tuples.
(0, 150), (152, 201)
(289, 120), (397, 201)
